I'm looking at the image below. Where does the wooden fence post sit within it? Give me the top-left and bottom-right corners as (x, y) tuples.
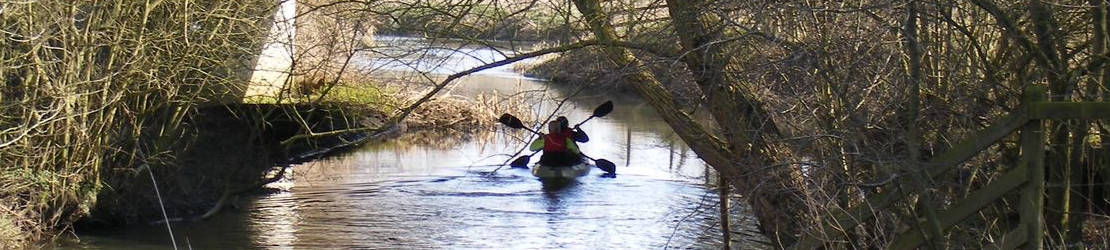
(1020, 85), (1047, 250)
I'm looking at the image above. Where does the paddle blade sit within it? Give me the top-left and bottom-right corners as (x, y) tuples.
(594, 159), (616, 174)
(510, 155), (531, 168)
(498, 114), (526, 129)
(592, 101), (614, 118)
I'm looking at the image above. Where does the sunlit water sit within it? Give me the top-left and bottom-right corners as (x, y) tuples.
(71, 36), (767, 249)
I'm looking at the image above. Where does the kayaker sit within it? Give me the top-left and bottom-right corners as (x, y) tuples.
(556, 116), (589, 142)
(530, 117), (589, 166)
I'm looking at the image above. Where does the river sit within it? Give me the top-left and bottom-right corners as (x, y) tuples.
(70, 36), (767, 249)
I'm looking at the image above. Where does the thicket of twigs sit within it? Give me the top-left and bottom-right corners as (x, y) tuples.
(681, 1), (1110, 247)
(0, 1), (531, 246)
(514, 0), (1110, 247)
(0, 0), (273, 245)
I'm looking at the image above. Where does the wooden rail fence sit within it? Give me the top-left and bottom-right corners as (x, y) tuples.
(790, 85), (1110, 249)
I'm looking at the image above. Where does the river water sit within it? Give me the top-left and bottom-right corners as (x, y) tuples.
(72, 36), (766, 249)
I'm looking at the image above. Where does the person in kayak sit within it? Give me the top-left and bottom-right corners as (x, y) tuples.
(529, 117), (589, 166)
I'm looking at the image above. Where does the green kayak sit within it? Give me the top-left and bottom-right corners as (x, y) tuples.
(531, 162), (592, 179)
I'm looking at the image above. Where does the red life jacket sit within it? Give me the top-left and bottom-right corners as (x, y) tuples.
(543, 131), (573, 152)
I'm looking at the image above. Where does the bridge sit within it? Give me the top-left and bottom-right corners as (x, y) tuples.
(244, 0), (297, 101)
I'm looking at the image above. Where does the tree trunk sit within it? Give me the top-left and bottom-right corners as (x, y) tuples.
(901, 2), (946, 247)
(662, 0), (806, 244)
(570, 0), (806, 245)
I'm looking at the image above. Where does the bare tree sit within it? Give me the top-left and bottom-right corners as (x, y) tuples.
(564, 0), (1110, 247)
(0, 0), (274, 245)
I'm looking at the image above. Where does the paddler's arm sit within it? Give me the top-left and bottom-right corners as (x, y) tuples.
(566, 139), (581, 155)
(571, 127), (589, 142)
(529, 137), (544, 151)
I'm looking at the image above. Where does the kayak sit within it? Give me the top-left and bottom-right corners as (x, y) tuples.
(532, 162), (592, 179)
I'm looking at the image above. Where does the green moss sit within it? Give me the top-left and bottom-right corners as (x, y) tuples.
(313, 83), (396, 108)
(241, 95), (283, 104)
(238, 80), (399, 113)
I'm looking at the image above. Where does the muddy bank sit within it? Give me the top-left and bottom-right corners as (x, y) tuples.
(76, 97), (495, 232)
(78, 104), (388, 229)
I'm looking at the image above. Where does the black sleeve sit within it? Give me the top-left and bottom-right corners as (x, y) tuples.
(572, 128), (589, 142)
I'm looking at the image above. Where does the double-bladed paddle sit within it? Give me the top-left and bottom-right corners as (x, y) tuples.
(580, 153), (615, 174)
(498, 101), (617, 174)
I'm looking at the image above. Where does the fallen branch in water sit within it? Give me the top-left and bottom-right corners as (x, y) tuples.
(279, 121), (400, 146)
(149, 164), (290, 225)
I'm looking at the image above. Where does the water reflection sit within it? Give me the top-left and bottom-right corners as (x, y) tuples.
(250, 191), (297, 249)
(226, 91), (726, 248)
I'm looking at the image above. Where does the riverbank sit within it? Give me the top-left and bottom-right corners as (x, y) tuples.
(0, 1), (545, 246)
(515, 47), (703, 109)
(72, 89), (502, 234)
(0, 85), (502, 249)
(77, 104), (386, 229)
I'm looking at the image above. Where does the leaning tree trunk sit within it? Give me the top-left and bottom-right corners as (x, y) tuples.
(570, 0), (807, 245)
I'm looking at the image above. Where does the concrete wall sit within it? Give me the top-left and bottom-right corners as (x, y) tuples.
(245, 0), (297, 101)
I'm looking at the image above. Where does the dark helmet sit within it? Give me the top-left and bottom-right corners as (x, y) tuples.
(556, 116), (570, 130)
(547, 120), (561, 133)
